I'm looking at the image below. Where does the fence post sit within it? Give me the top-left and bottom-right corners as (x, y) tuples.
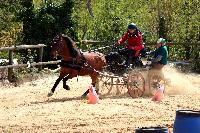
(38, 46), (43, 71)
(8, 50), (13, 82)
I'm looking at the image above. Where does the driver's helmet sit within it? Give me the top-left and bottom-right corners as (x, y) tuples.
(128, 23), (137, 30)
(157, 38), (166, 44)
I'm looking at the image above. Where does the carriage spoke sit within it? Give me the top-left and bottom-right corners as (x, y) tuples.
(127, 71), (145, 98)
(99, 76), (113, 95)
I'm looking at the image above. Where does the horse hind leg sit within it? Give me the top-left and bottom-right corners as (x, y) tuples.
(47, 76), (63, 97)
(63, 75), (70, 90)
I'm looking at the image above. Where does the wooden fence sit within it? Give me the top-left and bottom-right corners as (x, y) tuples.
(0, 41), (199, 82)
(0, 44), (60, 81)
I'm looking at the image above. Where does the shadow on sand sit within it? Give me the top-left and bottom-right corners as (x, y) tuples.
(31, 92), (150, 105)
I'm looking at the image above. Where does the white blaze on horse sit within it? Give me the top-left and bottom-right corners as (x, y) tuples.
(48, 33), (107, 97)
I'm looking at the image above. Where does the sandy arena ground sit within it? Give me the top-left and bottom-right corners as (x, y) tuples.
(0, 66), (200, 133)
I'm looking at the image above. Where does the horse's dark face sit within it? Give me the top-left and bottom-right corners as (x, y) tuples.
(50, 33), (64, 59)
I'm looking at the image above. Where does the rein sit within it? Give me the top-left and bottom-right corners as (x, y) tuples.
(89, 44), (114, 53)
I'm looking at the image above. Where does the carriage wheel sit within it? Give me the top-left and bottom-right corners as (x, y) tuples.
(148, 70), (165, 95)
(127, 71), (145, 98)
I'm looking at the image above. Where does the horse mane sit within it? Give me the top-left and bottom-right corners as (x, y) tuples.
(62, 34), (78, 58)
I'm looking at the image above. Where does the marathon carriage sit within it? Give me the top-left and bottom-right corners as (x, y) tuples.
(48, 33), (165, 98)
(95, 45), (148, 98)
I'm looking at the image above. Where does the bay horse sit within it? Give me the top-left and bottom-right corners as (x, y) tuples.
(48, 33), (106, 97)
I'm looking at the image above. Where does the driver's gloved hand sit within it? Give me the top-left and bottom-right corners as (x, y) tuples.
(114, 42), (119, 47)
(146, 52), (151, 55)
(113, 43), (119, 50)
(147, 57), (152, 61)
(148, 50), (156, 55)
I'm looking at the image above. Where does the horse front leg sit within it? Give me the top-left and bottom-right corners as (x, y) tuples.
(63, 75), (70, 90)
(81, 72), (99, 98)
(93, 78), (100, 94)
(47, 76), (63, 97)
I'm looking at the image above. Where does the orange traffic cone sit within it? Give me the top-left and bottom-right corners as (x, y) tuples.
(151, 84), (165, 102)
(88, 84), (99, 104)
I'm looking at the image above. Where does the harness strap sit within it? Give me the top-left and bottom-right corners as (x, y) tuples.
(62, 50), (86, 65)
(61, 50), (99, 76)
(60, 59), (100, 77)
(60, 60), (82, 71)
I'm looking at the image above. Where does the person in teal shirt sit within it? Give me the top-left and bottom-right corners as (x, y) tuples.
(151, 38), (168, 70)
(146, 38), (169, 95)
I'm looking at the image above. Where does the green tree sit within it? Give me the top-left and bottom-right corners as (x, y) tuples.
(0, 0), (23, 47)
(20, 0), (35, 45)
(18, 0), (77, 61)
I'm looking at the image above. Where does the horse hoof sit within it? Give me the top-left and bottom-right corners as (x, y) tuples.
(81, 94), (87, 99)
(47, 92), (53, 97)
(64, 85), (70, 90)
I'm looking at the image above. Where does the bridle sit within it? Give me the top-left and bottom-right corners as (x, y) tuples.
(52, 34), (64, 54)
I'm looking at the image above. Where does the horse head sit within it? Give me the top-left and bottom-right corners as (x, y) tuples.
(50, 33), (63, 59)
(50, 33), (79, 60)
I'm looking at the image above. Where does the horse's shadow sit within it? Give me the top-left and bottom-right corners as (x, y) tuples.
(31, 96), (82, 105)
(100, 93), (130, 99)
(31, 92), (141, 105)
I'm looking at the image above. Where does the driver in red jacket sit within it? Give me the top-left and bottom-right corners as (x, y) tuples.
(116, 23), (145, 67)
